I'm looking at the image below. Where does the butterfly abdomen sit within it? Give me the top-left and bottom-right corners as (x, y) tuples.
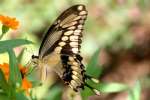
(61, 55), (86, 91)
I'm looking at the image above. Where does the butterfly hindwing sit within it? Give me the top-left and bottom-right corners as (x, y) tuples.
(61, 54), (85, 91)
(39, 4), (87, 58)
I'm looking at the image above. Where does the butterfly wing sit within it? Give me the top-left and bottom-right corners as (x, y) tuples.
(39, 4), (87, 58)
(31, 5), (100, 94)
(38, 4), (88, 91)
(60, 54), (86, 91)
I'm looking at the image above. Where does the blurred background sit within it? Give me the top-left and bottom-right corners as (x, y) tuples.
(0, 0), (150, 100)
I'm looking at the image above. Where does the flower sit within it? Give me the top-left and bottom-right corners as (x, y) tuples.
(0, 63), (32, 92)
(0, 63), (9, 80)
(19, 64), (32, 92)
(22, 78), (32, 92)
(0, 15), (19, 30)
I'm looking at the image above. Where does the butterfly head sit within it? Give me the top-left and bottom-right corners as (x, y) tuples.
(31, 55), (39, 66)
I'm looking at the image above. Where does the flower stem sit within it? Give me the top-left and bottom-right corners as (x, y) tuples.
(0, 33), (4, 40)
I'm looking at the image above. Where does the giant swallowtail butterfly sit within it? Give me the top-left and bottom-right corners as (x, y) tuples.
(31, 4), (100, 95)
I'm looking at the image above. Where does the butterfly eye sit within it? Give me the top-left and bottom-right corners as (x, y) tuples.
(31, 55), (39, 65)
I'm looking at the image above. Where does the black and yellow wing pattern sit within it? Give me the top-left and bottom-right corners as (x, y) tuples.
(39, 4), (87, 57)
(32, 4), (100, 95)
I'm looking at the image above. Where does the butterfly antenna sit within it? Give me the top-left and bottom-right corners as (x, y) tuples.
(84, 74), (100, 95)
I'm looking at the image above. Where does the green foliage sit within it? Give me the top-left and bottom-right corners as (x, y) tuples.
(0, 39), (32, 86)
(81, 47), (143, 100)
(45, 85), (62, 100)
(81, 80), (129, 99)
(8, 49), (22, 85)
(128, 81), (141, 100)
(81, 48), (128, 99)
(0, 37), (32, 99)
(0, 25), (9, 39)
(81, 49), (101, 99)
(16, 93), (28, 100)
(81, 86), (94, 100)
(0, 39), (32, 53)
(0, 69), (28, 100)
(97, 82), (129, 93)
(0, 70), (9, 95)
(86, 48), (102, 77)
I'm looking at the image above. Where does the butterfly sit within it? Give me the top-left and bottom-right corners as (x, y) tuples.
(31, 4), (100, 95)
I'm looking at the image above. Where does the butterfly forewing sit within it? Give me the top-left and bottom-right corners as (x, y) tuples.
(39, 5), (87, 58)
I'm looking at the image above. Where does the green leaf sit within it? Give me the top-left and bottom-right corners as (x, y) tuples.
(0, 69), (17, 100)
(8, 49), (22, 86)
(86, 48), (101, 77)
(45, 85), (62, 100)
(0, 39), (32, 53)
(0, 70), (9, 94)
(81, 81), (128, 99)
(0, 93), (9, 100)
(128, 81), (141, 100)
(81, 80), (98, 99)
(97, 82), (129, 93)
(2, 25), (9, 35)
(86, 81), (128, 93)
(81, 86), (94, 100)
(81, 49), (102, 99)
(16, 92), (28, 100)
(8, 85), (17, 100)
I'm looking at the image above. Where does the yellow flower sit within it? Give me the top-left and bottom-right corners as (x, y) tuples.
(0, 63), (32, 92)
(0, 15), (19, 30)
